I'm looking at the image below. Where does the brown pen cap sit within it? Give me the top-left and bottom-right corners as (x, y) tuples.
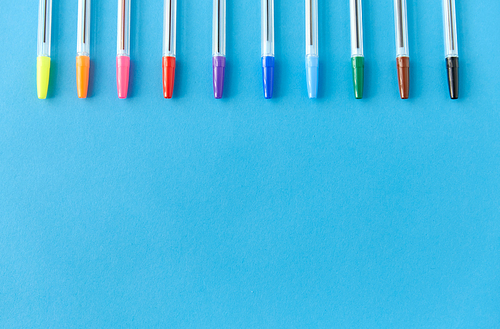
(397, 57), (410, 99)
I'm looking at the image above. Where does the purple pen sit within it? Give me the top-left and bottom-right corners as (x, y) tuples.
(212, 0), (226, 99)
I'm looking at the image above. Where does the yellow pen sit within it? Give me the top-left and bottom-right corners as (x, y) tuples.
(37, 0), (52, 99)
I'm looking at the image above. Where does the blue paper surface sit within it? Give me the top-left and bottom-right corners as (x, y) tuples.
(1, 0), (499, 327)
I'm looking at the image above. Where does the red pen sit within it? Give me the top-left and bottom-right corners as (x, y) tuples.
(163, 0), (177, 99)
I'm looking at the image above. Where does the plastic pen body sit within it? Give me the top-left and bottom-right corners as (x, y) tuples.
(117, 0), (131, 99)
(305, 0), (318, 99)
(394, 0), (409, 99)
(76, 0), (91, 98)
(163, 0), (177, 99)
(37, 0), (52, 99)
(443, 0), (459, 99)
(262, 0), (275, 99)
(212, 0), (226, 99)
(350, 0), (364, 99)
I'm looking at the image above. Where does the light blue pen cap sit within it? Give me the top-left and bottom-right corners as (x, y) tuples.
(306, 55), (319, 99)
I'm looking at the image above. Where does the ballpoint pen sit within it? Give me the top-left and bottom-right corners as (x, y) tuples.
(393, 0), (409, 99)
(212, 0), (226, 99)
(76, 0), (91, 99)
(443, 0), (459, 99)
(117, 0), (131, 99)
(305, 0), (318, 99)
(163, 0), (177, 99)
(37, 0), (52, 99)
(350, 0), (364, 99)
(262, 0), (274, 99)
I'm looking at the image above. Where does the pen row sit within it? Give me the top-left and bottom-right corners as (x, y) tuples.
(36, 0), (460, 100)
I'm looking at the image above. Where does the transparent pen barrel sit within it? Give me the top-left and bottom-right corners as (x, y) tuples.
(37, 0), (52, 57)
(261, 0), (275, 57)
(117, 0), (131, 56)
(443, 0), (458, 58)
(212, 0), (226, 57)
(350, 0), (363, 57)
(394, 0), (408, 57)
(163, 0), (177, 57)
(305, 0), (318, 57)
(77, 0), (91, 56)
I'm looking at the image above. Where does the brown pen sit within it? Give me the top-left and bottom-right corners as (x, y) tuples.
(394, 0), (409, 99)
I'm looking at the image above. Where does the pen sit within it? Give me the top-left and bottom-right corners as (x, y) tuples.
(163, 0), (177, 99)
(305, 0), (318, 99)
(37, 0), (52, 99)
(212, 0), (226, 99)
(350, 0), (364, 99)
(117, 0), (131, 99)
(393, 0), (409, 99)
(262, 0), (274, 99)
(76, 0), (91, 99)
(443, 0), (459, 99)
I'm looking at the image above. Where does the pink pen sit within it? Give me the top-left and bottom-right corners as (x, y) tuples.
(117, 0), (131, 99)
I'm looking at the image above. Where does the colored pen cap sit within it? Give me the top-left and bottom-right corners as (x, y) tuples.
(76, 56), (90, 99)
(351, 56), (364, 99)
(397, 56), (409, 99)
(37, 56), (51, 99)
(306, 55), (319, 99)
(262, 56), (275, 99)
(446, 57), (459, 99)
(213, 56), (225, 99)
(163, 56), (176, 99)
(116, 56), (130, 99)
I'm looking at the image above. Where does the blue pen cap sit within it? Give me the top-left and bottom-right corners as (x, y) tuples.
(262, 56), (275, 99)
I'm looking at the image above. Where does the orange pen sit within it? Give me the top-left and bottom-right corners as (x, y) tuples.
(76, 0), (91, 98)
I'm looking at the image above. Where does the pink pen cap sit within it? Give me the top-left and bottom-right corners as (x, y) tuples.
(116, 56), (130, 99)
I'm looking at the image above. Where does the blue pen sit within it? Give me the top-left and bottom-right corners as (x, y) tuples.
(261, 0), (274, 99)
(305, 0), (319, 98)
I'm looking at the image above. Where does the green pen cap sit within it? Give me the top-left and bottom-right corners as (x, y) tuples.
(351, 56), (364, 99)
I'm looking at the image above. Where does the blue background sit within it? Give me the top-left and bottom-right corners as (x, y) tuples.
(1, 0), (499, 327)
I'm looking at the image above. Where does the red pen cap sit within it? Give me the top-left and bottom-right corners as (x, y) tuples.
(163, 56), (176, 99)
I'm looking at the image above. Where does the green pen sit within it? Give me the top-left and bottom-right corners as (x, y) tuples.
(350, 0), (364, 99)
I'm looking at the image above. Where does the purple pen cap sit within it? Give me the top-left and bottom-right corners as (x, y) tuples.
(213, 56), (226, 99)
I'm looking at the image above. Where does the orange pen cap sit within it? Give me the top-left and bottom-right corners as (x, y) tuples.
(76, 56), (90, 98)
